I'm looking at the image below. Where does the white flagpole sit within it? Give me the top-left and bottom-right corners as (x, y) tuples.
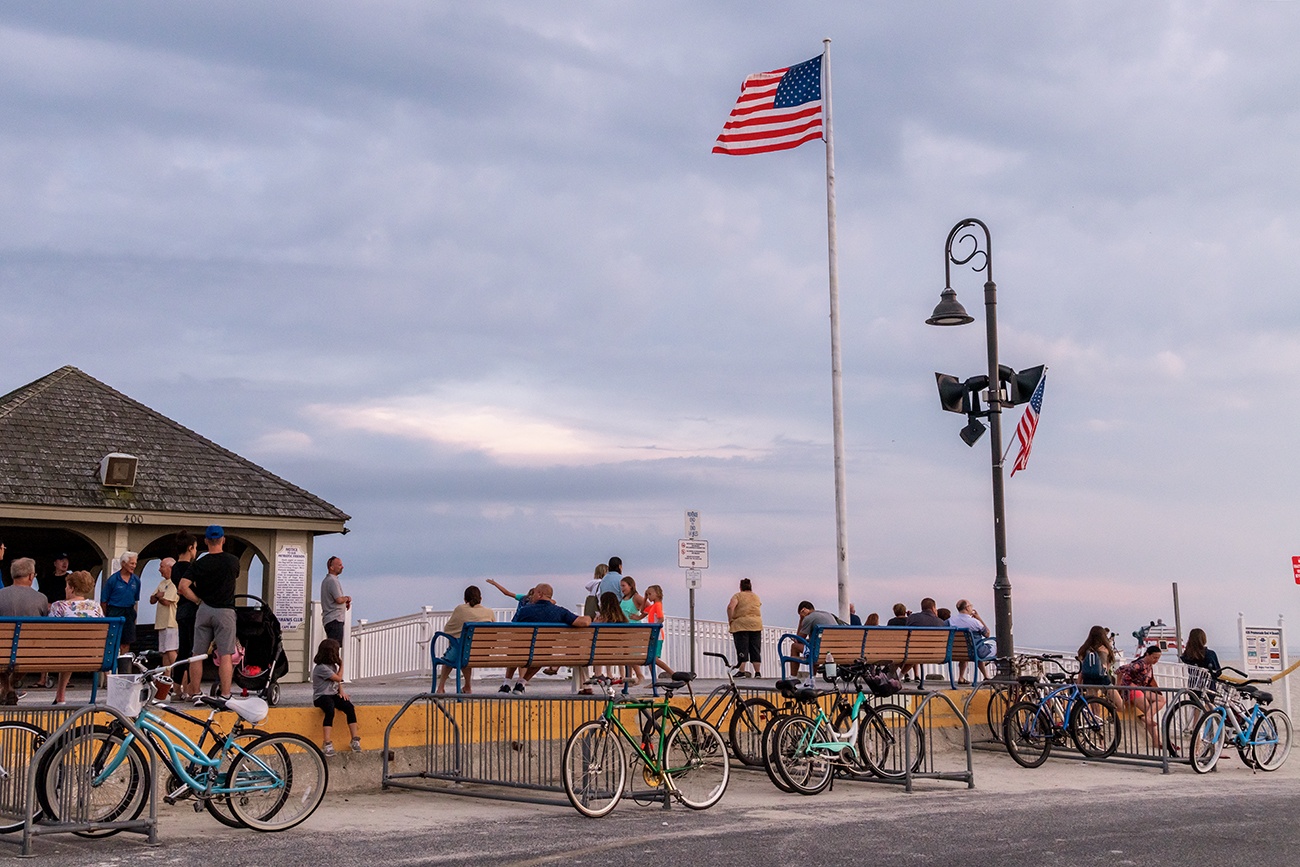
(822, 38), (851, 623)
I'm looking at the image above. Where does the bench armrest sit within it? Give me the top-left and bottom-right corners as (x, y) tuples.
(430, 630), (454, 664)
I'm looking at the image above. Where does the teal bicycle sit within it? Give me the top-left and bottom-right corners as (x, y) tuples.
(35, 652), (328, 833)
(1188, 666), (1292, 773)
(768, 659), (922, 794)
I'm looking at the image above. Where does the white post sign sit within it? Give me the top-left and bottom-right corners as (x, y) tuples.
(678, 539), (709, 569)
(275, 545), (308, 630)
(685, 510), (702, 539)
(685, 569), (702, 589)
(1238, 612), (1290, 718)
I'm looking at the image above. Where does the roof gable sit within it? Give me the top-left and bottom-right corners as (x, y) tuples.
(0, 366), (349, 524)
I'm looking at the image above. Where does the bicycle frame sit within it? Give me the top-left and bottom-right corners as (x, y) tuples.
(789, 687), (871, 761)
(598, 694), (697, 782)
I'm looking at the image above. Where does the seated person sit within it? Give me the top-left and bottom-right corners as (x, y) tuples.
(789, 601), (841, 677)
(499, 584), (591, 694)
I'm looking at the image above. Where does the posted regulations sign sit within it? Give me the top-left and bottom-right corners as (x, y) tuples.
(1292, 556), (1300, 584)
(678, 539), (709, 569)
(1244, 626), (1284, 674)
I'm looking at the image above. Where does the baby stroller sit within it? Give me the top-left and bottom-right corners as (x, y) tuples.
(222, 593), (289, 706)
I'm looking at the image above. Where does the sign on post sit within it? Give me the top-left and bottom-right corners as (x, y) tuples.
(1239, 613), (1291, 719)
(1291, 556), (1300, 584)
(685, 569), (702, 589)
(686, 510), (701, 539)
(678, 539), (709, 569)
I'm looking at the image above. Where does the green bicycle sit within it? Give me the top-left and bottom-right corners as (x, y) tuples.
(562, 674), (730, 817)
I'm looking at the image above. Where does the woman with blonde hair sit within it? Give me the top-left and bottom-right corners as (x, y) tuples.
(50, 571), (103, 705)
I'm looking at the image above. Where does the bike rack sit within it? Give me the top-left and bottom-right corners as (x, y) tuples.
(10, 705), (159, 857)
(901, 689), (974, 793)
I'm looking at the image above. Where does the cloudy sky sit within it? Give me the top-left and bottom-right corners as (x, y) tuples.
(3, 2), (1299, 652)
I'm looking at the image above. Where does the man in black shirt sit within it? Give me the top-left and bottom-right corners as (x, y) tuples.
(179, 526), (241, 699)
(905, 597), (947, 628)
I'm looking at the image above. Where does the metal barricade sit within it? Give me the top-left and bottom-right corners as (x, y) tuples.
(7, 705), (158, 856)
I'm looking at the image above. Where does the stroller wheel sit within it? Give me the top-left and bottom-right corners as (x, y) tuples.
(267, 681), (280, 707)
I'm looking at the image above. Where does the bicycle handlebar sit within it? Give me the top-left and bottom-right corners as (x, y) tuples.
(119, 651), (209, 681)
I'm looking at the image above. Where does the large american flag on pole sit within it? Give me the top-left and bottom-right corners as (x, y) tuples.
(712, 55), (824, 156)
(1009, 371), (1047, 477)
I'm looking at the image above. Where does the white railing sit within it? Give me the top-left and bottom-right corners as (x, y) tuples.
(348, 609), (797, 683)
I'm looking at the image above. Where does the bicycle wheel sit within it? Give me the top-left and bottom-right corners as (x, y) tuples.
(771, 715), (833, 796)
(858, 703), (924, 780)
(562, 721), (626, 818)
(1189, 710), (1225, 774)
(986, 687), (1013, 744)
(1003, 702), (1052, 769)
(0, 721), (45, 833)
(760, 715), (795, 793)
(1163, 699), (1204, 761)
(36, 724), (150, 837)
(201, 728), (271, 828)
(728, 697), (776, 767)
(1248, 708), (1292, 771)
(664, 719), (729, 809)
(225, 733), (328, 831)
(1068, 696), (1120, 759)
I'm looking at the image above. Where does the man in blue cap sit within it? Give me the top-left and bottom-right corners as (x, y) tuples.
(178, 526), (240, 699)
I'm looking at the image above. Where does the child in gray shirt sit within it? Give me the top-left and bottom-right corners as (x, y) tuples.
(312, 638), (359, 756)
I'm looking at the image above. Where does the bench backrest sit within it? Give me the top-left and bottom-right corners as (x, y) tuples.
(807, 625), (978, 667)
(458, 623), (660, 668)
(0, 617), (124, 673)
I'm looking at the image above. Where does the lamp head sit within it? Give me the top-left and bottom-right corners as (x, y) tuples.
(926, 288), (974, 327)
(959, 417), (987, 447)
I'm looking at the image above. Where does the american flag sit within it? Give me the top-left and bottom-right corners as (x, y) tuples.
(713, 55), (824, 156)
(1010, 371), (1047, 477)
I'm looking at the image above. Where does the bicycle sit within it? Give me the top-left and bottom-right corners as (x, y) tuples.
(561, 674), (729, 817)
(1002, 662), (1121, 768)
(1188, 666), (1292, 774)
(983, 653), (1068, 743)
(0, 720), (47, 833)
(35, 652), (328, 833)
(641, 651), (776, 767)
(768, 658), (923, 794)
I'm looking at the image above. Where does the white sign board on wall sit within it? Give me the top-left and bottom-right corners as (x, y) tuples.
(275, 545), (308, 630)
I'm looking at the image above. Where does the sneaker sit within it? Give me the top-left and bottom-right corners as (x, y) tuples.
(323, 742), (335, 757)
(350, 738), (362, 752)
(498, 683), (511, 693)
(512, 682), (525, 694)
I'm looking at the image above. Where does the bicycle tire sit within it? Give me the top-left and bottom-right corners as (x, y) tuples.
(1003, 701), (1052, 769)
(1068, 695), (1120, 759)
(562, 721), (626, 818)
(36, 723), (150, 837)
(1249, 708), (1292, 771)
(986, 687), (1012, 744)
(1162, 699), (1204, 762)
(664, 719), (729, 809)
(858, 703), (924, 779)
(771, 715), (833, 795)
(728, 697), (776, 767)
(1190, 710), (1225, 774)
(202, 728), (271, 828)
(226, 733), (328, 832)
(760, 715), (796, 793)
(0, 721), (45, 833)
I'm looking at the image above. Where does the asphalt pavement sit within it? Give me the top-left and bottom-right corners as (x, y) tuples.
(14, 725), (1300, 866)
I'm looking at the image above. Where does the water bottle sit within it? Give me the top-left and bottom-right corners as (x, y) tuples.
(824, 653), (837, 682)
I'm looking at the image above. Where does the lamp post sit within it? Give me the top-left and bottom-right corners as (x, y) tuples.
(927, 218), (1013, 663)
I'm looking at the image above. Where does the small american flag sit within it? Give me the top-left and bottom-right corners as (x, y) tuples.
(1010, 371), (1047, 477)
(713, 55), (824, 156)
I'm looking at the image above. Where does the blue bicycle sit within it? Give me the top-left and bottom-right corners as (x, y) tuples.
(1188, 666), (1292, 773)
(1003, 674), (1120, 767)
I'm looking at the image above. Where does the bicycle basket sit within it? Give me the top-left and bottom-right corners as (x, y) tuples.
(106, 674), (148, 717)
(1184, 666), (1214, 694)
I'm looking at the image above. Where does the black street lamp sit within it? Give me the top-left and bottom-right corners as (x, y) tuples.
(927, 218), (1016, 664)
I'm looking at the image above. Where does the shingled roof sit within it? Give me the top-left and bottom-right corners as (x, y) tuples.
(0, 366), (349, 525)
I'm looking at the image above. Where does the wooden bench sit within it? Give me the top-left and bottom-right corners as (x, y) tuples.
(777, 625), (987, 689)
(0, 616), (125, 703)
(431, 622), (661, 694)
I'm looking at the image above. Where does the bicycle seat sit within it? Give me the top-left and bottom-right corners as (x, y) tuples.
(662, 681), (691, 695)
(199, 694), (269, 725)
(794, 688), (821, 704)
(774, 679), (802, 698)
(1046, 672), (1068, 683)
(1017, 675), (1039, 685)
(1254, 690), (1274, 705)
(669, 671), (697, 682)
